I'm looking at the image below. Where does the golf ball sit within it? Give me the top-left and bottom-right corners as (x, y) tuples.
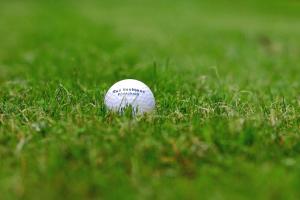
(104, 79), (155, 114)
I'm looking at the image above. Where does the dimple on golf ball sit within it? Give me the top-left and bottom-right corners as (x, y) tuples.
(104, 79), (155, 114)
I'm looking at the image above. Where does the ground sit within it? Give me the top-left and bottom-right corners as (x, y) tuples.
(1, 0), (300, 199)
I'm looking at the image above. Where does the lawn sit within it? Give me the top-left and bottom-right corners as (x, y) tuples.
(1, 0), (300, 199)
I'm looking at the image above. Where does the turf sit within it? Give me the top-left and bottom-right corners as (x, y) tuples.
(1, 0), (300, 199)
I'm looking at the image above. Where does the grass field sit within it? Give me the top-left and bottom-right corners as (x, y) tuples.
(1, 0), (300, 199)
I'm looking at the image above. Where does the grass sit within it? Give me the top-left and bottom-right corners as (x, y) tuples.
(1, 0), (300, 199)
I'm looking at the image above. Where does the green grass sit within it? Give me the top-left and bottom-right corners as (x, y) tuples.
(1, 0), (300, 199)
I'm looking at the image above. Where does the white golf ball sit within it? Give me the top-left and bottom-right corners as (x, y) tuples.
(104, 79), (155, 114)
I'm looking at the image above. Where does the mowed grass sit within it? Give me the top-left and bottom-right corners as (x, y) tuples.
(1, 0), (300, 199)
